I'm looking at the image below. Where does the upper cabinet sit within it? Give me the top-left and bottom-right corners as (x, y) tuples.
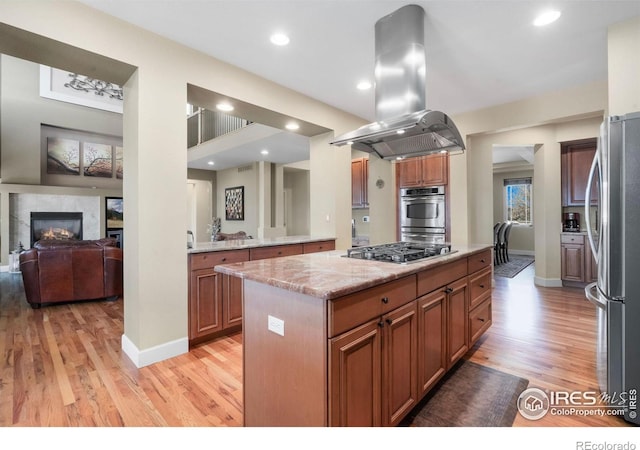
(561, 138), (598, 206)
(396, 154), (449, 188)
(352, 157), (369, 208)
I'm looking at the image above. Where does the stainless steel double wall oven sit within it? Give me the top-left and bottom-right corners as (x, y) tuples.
(399, 186), (445, 243)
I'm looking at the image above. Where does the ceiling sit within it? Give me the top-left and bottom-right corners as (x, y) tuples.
(77, 0), (640, 171)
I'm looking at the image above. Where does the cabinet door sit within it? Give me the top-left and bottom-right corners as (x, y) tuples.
(446, 277), (469, 368)
(381, 301), (418, 427)
(351, 158), (365, 207)
(189, 268), (223, 339)
(561, 243), (585, 281)
(396, 157), (423, 188)
(561, 138), (598, 206)
(421, 153), (448, 186)
(417, 289), (447, 398)
(329, 319), (382, 427)
(222, 274), (243, 329)
(363, 158), (369, 206)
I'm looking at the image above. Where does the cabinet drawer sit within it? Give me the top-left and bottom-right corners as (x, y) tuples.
(329, 275), (417, 338)
(303, 240), (335, 254)
(417, 258), (467, 297)
(468, 249), (492, 274)
(250, 244), (303, 261)
(561, 234), (584, 244)
(469, 297), (492, 345)
(469, 266), (492, 310)
(189, 249), (250, 270)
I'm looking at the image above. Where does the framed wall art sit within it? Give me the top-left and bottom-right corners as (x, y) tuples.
(105, 196), (124, 230)
(225, 186), (244, 221)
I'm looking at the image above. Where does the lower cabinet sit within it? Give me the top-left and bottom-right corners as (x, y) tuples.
(416, 290), (447, 398)
(445, 277), (469, 368)
(189, 240), (336, 345)
(560, 233), (596, 284)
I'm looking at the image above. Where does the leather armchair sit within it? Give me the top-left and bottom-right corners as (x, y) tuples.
(19, 238), (123, 309)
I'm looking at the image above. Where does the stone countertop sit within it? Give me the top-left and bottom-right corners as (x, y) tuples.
(215, 244), (491, 300)
(188, 235), (335, 254)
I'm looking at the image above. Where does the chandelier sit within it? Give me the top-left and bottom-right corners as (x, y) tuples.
(64, 73), (123, 100)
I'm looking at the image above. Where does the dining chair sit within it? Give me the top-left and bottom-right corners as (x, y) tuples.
(494, 222), (506, 265)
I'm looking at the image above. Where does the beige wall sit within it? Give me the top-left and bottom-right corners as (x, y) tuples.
(283, 168), (310, 236)
(608, 16), (640, 115)
(215, 163), (259, 237)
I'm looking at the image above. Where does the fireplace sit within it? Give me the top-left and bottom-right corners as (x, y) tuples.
(30, 212), (83, 246)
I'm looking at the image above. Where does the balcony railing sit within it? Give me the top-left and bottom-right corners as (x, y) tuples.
(187, 107), (251, 148)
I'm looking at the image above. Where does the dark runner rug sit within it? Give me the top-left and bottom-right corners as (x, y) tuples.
(400, 359), (529, 427)
(494, 256), (534, 278)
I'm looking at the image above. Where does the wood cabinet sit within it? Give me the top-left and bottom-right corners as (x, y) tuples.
(561, 233), (597, 285)
(561, 138), (598, 206)
(188, 249), (249, 344)
(242, 248), (493, 426)
(329, 278), (417, 427)
(396, 153), (449, 188)
(352, 157), (369, 208)
(189, 239), (334, 345)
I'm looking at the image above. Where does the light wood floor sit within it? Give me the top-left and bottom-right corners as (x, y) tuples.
(0, 264), (630, 427)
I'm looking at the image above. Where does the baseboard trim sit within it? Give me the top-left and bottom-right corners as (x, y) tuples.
(509, 250), (535, 257)
(534, 276), (563, 287)
(121, 334), (188, 368)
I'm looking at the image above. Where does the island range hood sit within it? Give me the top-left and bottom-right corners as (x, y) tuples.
(330, 4), (465, 159)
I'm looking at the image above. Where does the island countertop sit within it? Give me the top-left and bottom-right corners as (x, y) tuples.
(214, 244), (492, 300)
(188, 235), (335, 254)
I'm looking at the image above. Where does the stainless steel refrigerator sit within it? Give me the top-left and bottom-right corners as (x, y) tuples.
(585, 111), (640, 425)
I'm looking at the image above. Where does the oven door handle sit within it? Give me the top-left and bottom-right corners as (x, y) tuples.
(402, 196), (443, 202)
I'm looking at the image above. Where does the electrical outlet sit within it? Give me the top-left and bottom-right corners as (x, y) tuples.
(268, 315), (285, 336)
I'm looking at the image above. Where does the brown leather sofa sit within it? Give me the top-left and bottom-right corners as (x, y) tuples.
(19, 238), (123, 309)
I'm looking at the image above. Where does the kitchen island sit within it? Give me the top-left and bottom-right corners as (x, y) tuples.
(215, 244), (493, 426)
(188, 235), (335, 345)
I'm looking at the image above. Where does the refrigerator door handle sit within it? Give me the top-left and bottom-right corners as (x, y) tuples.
(585, 147), (600, 259)
(585, 282), (606, 309)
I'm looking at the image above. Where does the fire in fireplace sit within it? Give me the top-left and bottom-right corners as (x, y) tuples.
(30, 212), (83, 247)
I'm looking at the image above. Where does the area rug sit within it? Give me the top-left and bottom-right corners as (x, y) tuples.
(400, 360), (529, 427)
(494, 255), (534, 278)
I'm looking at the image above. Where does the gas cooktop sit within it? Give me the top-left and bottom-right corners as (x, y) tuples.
(345, 242), (455, 264)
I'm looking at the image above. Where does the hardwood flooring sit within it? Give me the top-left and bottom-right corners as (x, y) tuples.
(0, 264), (630, 428)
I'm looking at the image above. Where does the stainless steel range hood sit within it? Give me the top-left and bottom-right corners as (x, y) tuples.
(330, 4), (465, 159)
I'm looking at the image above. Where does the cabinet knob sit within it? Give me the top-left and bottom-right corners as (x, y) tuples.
(444, 287), (453, 294)
(478, 318), (486, 323)
(479, 284), (485, 289)
(221, 257), (226, 262)
(378, 320), (384, 328)
(386, 318), (393, 325)
(278, 251), (282, 255)
(381, 297), (389, 304)
(480, 259), (486, 263)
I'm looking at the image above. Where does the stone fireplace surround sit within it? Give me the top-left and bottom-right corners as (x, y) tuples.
(9, 193), (100, 251)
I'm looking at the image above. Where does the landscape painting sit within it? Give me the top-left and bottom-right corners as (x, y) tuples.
(47, 137), (80, 175)
(83, 142), (113, 177)
(106, 197), (124, 229)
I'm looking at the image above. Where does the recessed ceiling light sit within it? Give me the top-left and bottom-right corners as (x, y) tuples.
(533, 10), (561, 27)
(207, 161), (215, 166)
(357, 81), (372, 90)
(285, 122), (299, 131)
(216, 102), (234, 112)
(261, 149), (269, 155)
(270, 33), (290, 46)
(396, 129), (405, 135)
(347, 141), (354, 145)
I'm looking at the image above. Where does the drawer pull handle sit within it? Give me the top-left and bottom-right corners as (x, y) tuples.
(444, 287), (453, 294)
(386, 318), (393, 325)
(381, 297), (389, 304)
(221, 257), (226, 262)
(478, 318), (486, 322)
(278, 251), (282, 255)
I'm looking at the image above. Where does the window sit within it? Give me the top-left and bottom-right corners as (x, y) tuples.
(504, 177), (532, 225)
